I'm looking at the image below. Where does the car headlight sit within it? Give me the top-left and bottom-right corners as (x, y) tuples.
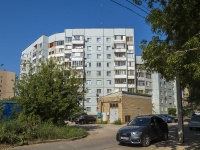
(131, 131), (142, 136)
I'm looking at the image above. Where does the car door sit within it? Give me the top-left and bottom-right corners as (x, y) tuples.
(150, 117), (160, 140)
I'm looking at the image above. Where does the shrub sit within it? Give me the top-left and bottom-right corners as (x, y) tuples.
(168, 108), (177, 116)
(0, 119), (88, 146)
(113, 119), (122, 125)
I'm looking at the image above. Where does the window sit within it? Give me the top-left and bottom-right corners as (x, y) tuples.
(65, 54), (71, 58)
(138, 81), (145, 86)
(39, 43), (42, 48)
(128, 62), (134, 67)
(107, 89), (112, 94)
(87, 46), (92, 51)
(115, 53), (125, 58)
(106, 38), (111, 43)
(127, 53), (133, 58)
(115, 70), (126, 75)
(97, 46), (101, 51)
(72, 52), (82, 57)
(146, 73), (151, 79)
(115, 61), (126, 66)
(96, 80), (102, 85)
(59, 48), (64, 53)
(128, 79), (134, 84)
(56, 41), (64, 45)
(65, 37), (72, 42)
(125, 115), (131, 122)
(115, 79), (126, 84)
(96, 62), (101, 67)
(107, 80), (111, 85)
(87, 38), (91, 42)
(97, 89), (101, 94)
(107, 62), (111, 67)
(86, 62), (91, 67)
(107, 54), (111, 59)
(57, 56), (63, 61)
(126, 36), (133, 42)
(115, 43), (125, 49)
(74, 35), (80, 40)
(65, 45), (72, 49)
(72, 61), (83, 67)
(86, 107), (91, 112)
(115, 35), (123, 40)
(87, 89), (91, 93)
(146, 81), (151, 87)
(110, 103), (118, 108)
(86, 80), (91, 85)
(97, 54), (101, 59)
(86, 98), (91, 103)
(87, 54), (92, 59)
(87, 71), (91, 76)
(107, 71), (111, 76)
(106, 46), (111, 51)
(128, 70), (134, 75)
(97, 38), (101, 42)
(96, 71), (101, 76)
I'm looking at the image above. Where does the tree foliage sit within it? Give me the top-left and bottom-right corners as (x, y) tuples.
(14, 59), (83, 125)
(133, 0), (200, 88)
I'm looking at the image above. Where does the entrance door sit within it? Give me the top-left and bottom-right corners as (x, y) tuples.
(110, 108), (118, 123)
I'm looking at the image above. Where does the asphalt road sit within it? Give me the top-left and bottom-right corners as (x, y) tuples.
(6, 122), (200, 150)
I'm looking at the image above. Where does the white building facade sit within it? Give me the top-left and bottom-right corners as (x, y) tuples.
(20, 28), (135, 115)
(136, 56), (177, 114)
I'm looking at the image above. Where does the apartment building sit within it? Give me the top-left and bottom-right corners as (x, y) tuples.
(20, 28), (135, 115)
(136, 56), (177, 114)
(0, 70), (16, 99)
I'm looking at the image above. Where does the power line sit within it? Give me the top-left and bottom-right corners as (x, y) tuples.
(126, 0), (149, 15)
(110, 0), (146, 19)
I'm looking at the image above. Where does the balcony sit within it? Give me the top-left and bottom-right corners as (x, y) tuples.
(71, 57), (83, 61)
(114, 74), (127, 78)
(113, 36), (126, 43)
(114, 66), (127, 70)
(115, 84), (127, 88)
(114, 48), (126, 53)
(114, 57), (126, 61)
(72, 48), (84, 53)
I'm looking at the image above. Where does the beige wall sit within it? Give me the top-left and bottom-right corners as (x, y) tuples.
(0, 70), (16, 99)
(98, 92), (152, 124)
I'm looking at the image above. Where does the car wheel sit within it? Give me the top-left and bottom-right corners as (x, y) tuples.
(162, 132), (168, 141)
(142, 134), (151, 147)
(80, 120), (85, 124)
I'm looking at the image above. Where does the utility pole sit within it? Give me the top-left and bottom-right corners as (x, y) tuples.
(82, 50), (86, 112)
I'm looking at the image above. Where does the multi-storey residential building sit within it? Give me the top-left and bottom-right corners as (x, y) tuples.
(136, 56), (177, 114)
(0, 70), (16, 99)
(20, 28), (135, 115)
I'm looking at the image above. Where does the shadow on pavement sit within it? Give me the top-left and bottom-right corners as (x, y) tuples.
(154, 123), (200, 150)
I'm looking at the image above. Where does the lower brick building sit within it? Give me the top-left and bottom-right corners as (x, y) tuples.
(97, 91), (152, 124)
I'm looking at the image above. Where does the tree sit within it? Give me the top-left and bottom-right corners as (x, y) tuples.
(132, 0), (200, 143)
(14, 59), (83, 125)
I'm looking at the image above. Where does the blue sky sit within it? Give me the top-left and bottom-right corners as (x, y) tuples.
(0, 0), (153, 77)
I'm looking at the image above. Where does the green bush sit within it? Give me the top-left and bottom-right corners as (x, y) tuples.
(0, 119), (88, 146)
(168, 108), (177, 116)
(113, 119), (122, 125)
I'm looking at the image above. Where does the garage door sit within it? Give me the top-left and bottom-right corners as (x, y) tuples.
(110, 108), (118, 123)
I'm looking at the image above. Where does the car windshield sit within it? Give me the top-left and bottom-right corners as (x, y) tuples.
(128, 117), (150, 126)
(191, 115), (200, 122)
